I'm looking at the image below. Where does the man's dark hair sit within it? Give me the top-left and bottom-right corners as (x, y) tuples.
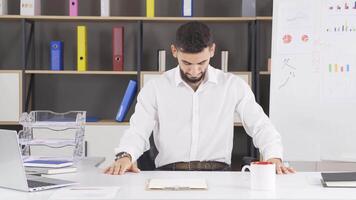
(174, 21), (214, 53)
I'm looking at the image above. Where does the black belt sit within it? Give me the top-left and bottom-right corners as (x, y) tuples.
(158, 161), (230, 171)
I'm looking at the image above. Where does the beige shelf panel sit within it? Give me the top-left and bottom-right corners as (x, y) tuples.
(25, 70), (137, 75)
(256, 16), (272, 21)
(259, 71), (271, 75)
(234, 122), (243, 127)
(0, 121), (20, 125)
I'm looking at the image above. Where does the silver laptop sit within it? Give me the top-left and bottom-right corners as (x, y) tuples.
(0, 129), (77, 192)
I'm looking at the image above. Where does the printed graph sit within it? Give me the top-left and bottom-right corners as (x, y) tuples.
(328, 63), (351, 73)
(326, 21), (356, 32)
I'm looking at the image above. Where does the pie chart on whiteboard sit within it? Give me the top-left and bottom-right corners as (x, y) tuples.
(283, 34), (292, 44)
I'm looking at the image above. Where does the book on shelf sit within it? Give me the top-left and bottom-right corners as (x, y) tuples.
(321, 172), (356, 188)
(182, 0), (193, 17)
(101, 0), (110, 17)
(50, 41), (64, 71)
(116, 80), (137, 122)
(69, 0), (78, 16)
(113, 27), (124, 71)
(241, 0), (256, 17)
(20, 0), (41, 16)
(25, 166), (77, 175)
(0, 0), (8, 15)
(268, 58), (272, 72)
(23, 159), (73, 168)
(158, 49), (166, 72)
(221, 50), (229, 72)
(77, 26), (88, 71)
(86, 116), (100, 122)
(146, 0), (155, 17)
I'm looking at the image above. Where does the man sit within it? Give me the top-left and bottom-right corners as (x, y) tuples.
(104, 21), (295, 175)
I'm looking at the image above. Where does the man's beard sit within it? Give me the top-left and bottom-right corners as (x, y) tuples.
(180, 68), (207, 84)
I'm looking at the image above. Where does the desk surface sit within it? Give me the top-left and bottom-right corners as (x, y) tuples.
(1, 163), (355, 200)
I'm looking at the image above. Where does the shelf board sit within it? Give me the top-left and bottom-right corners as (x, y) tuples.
(259, 71), (271, 75)
(234, 122), (243, 127)
(256, 16), (273, 21)
(143, 17), (256, 22)
(86, 120), (130, 126)
(25, 70), (137, 75)
(0, 15), (258, 22)
(0, 121), (20, 125)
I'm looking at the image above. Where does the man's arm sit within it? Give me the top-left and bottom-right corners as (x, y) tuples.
(104, 81), (158, 175)
(236, 80), (295, 174)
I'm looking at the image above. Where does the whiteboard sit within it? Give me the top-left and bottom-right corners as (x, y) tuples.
(141, 71), (252, 124)
(0, 71), (22, 122)
(270, 0), (356, 161)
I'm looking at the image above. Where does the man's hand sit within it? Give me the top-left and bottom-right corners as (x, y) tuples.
(103, 157), (141, 175)
(267, 158), (296, 175)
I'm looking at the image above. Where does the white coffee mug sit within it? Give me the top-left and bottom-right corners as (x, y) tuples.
(241, 161), (276, 190)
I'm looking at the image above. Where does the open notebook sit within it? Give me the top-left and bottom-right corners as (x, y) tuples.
(147, 179), (208, 190)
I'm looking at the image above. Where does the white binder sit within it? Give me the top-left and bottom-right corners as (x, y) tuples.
(0, 0), (8, 15)
(183, 0), (192, 17)
(221, 51), (229, 72)
(20, 0), (41, 16)
(241, 0), (256, 17)
(101, 0), (110, 17)
(158, 50), (166, 72)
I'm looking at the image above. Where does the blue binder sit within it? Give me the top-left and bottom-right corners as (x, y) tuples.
(50, 41), (64, 70)
(115, 80), (137, 122)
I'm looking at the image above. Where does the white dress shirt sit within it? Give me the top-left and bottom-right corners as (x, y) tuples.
(116, 65), (283, 167)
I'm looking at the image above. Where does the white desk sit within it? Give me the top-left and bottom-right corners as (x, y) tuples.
(0, 162), (355, 200)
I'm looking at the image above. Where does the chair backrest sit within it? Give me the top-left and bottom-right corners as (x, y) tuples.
(137, 135), (157, 170)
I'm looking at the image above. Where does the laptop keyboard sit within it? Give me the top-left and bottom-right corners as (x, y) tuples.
(27, 179), (56, 188)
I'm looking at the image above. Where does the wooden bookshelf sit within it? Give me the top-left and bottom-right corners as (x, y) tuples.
(25, 70), (137, 75)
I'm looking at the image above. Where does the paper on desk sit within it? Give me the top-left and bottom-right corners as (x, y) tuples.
(49, 186), (119, 200)
(148, 178), (208, 190)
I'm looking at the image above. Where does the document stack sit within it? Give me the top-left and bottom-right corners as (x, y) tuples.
(18, 111), (86, 163)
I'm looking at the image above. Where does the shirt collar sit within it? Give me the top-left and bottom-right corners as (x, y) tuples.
(174, 65), (218, 87)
